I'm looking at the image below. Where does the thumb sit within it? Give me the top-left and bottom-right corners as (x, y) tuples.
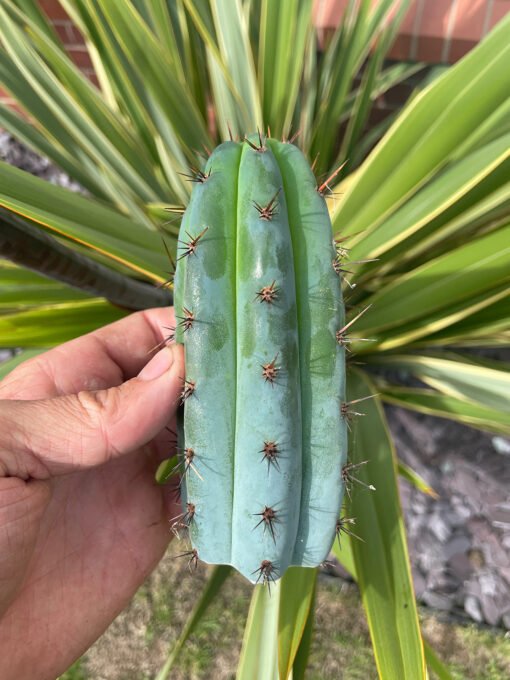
(0, 344), (184, 478)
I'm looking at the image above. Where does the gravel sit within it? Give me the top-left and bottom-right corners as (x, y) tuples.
(390, 405), (510, 629)
(0, 130), (81, 191)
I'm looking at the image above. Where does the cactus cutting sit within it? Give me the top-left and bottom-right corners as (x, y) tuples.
(173, 134), (348, 583)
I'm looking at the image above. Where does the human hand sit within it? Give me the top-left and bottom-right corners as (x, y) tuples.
(0, 308), (184, 680)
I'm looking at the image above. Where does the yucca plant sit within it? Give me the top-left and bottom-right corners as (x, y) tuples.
(1, 1), (509, 678)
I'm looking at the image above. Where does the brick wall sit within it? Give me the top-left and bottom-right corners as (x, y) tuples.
(39, 0), (95, 79)
(315, 0), (510, 62)
(31, 0), (510, 69)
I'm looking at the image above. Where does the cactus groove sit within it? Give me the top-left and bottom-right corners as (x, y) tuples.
(173, 135), (347, 583)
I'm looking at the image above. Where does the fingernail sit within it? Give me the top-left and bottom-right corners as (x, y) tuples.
(138, 347), (174, 381)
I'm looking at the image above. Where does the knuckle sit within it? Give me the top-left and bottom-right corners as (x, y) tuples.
(73, 388), (123, 459)
(75, 388), (113, 425)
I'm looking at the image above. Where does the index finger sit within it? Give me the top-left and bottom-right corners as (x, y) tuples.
(0, 307), (175, 400)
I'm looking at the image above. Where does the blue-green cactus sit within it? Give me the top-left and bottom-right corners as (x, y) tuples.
(173, 135), (347, 584)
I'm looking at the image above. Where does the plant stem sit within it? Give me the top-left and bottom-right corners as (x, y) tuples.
(0, 211), (172, 310)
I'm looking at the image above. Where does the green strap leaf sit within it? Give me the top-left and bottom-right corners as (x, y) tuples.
(348, 134), (510, 263)
(398, 461), (438, 499)
(182, 0), (261, 138)
(291, 579), (316, 680)
(0, 213), (171, 310)
(0, 3), (165, 210)
(237, 582), (280, 680)
(258, 0), (313, 138)
(332, 13), (510, 236)
(0, 299), (125, 347)
(312, 0), (406, 175)
(96, 0), (210, 154)
(366, 283), (509, 352)
(278, 567), (317, 680)
(0, 261), (89, 312)
(0, 101), (108, 199)
(418, 288), (510, 347)
(353, 225), (510, 338)
(0, 161), (169, 281)
(343, 368), (426, 679)
(424, 639), (455, 680)
(368, 353), (510, 412)
(376, 383), (510, 436)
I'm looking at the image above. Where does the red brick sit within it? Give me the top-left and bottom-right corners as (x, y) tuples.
(398, 0), (420, 34)
(388, 33), (412, 61)
(486, 0), (510, 32)
(51, 21), (85, 46)
(314, 0), (501, 64)
(313, 0), (418, 29)
(65, 24), (86, 45)
(415, 35), (445, 62)
(418, 2), (450, 38)
(67, 47), (93, 69)
(85, 71), (100, 88)
(52, 24), (69, 43)
(39, 0), (69, 21)
(450, 0), (485, 41)
(449, 37), (478, 62)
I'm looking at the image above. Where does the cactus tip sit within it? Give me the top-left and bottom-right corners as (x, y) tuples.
(244, 128), (266, 152)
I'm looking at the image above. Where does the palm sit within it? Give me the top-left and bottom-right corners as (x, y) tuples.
(23, 448), (175, 663)
(0, 309), (180, 678)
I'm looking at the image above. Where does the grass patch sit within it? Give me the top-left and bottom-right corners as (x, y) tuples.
(423, 615), (510, 680)
(58, 658), (87, 680)
(59, 546), (509, 679)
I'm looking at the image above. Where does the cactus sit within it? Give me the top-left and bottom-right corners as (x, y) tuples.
(173, 134), (347, 584)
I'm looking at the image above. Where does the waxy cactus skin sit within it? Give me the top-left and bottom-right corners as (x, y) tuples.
(174, 136), (347, 584)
